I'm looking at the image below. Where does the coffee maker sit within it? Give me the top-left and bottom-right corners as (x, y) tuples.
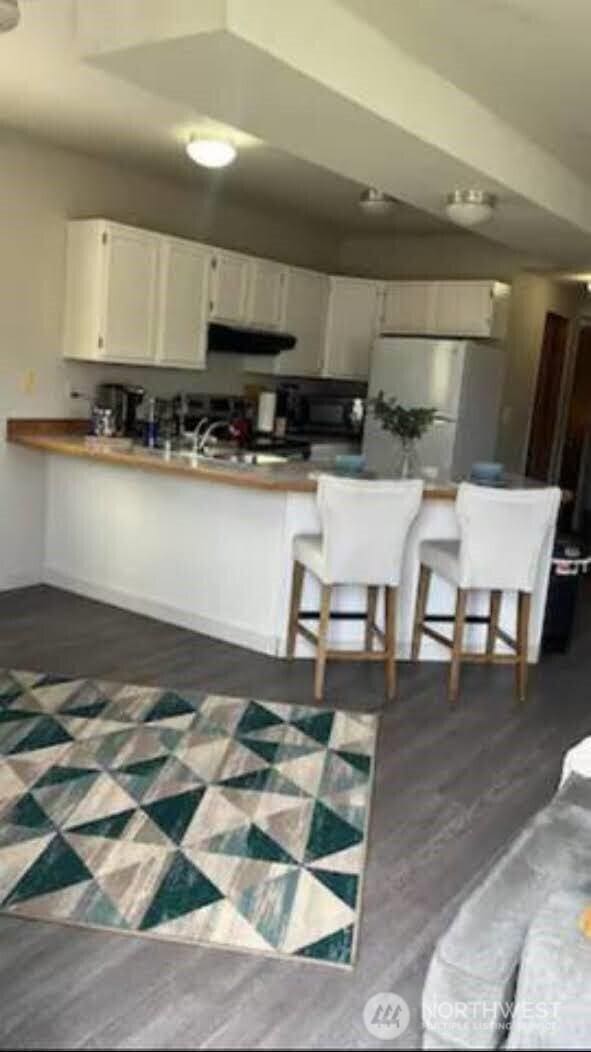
(95, 384), (145, 437)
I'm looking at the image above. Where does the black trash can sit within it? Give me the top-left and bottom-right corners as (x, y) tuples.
(542, 538), (591, 654)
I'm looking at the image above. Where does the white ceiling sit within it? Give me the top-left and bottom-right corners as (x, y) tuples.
(4, 0), (591, 266)
(339, 0), (591, 182)
(0, 0), (450, 235)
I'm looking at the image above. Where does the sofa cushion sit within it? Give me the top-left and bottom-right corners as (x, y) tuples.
(506, 887), (591, 1050)
(422, 774), (591, 1050)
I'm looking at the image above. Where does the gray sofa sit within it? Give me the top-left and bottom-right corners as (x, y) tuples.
(422, 773), (591, 1050)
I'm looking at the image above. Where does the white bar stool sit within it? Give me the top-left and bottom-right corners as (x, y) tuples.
(411, 482), (561, 703)
(287, 475), (423, 702)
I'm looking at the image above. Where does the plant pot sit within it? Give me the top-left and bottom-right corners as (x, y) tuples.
(393, 438), (421, 478)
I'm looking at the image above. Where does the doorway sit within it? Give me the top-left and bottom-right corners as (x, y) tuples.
(558, 324), (591, 535)
(525, 311), (570, 481)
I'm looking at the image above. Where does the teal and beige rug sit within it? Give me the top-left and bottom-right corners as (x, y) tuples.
(0, 670), (377, 968)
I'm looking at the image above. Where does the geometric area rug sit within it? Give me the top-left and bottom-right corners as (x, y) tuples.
(0, 670), (378, 969)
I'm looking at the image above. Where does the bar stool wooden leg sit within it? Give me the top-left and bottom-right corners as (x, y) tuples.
(412, 565), (431, 660)
(287, 561), (305, 659)
(448, 588), (467, 704)
(516, 591), (531, 702)
(314, 584), (332, 702)
(487, 589), (502, 657)
(365, 586), (378, 651)
(385, 585), (397, 701)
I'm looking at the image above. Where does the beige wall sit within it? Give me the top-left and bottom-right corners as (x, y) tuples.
(337, 231), (540, 282)
(0, 129), (339, 423)
(495, 274), (584, 472)
(0, 129), (339, 589)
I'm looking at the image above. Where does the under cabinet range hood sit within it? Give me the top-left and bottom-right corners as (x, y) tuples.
(207, 323), (296, 355)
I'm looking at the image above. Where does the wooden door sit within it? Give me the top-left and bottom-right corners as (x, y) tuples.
(525, 312), (570, 480)
(559, 324), (591, 530)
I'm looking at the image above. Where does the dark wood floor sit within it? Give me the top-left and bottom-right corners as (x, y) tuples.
(1, 583), (591, 1051)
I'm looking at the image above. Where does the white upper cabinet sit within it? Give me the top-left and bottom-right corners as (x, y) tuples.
(156, 237), (212, 369)
(63, 220), (210, 369)
(382, 281), (438, 335)
(102, 225), (160, 363)
(209, 249), (250, 325)
(382, 279), (511, 339)
(246, 258), (287, 330)
(323, 277), (384, 379)
(63, 219), (160, 364)
(244, 266), (329, 376)
(432, 281), (511, 337)
(276, 267), (329, 376)
(63, 217), (511, 375)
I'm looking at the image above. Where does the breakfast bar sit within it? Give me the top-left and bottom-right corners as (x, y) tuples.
(9, 422), (556, 664)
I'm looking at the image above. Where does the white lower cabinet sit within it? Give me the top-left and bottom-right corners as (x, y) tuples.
(323, 277), (383, 379)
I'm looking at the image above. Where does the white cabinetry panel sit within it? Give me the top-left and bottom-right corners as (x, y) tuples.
(209, 249), (250, 324)
(323, 277), (383, 379)
(246, 258), (286, 330)
(156, 237), (211, 369)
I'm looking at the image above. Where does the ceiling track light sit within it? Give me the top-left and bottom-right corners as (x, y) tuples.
(445, 189), (497, 227)
(0, 0), (19, 32)
(186, 137), (237, 169)
(359, 187), (396, 215)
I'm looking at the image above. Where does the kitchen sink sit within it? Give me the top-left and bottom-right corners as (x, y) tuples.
(146, 445), (289, 467)
(200, 449), (288, 466)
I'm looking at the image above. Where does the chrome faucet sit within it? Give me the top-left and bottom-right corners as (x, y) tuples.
(183, 416), (209, 454)
(199, 420), (228, 454)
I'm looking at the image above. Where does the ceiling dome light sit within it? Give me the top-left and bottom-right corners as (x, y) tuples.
(446, 189), (497, 227)
(186, 138), (237, 169)
(359, 187), (396, 215)
(0, 0), (19, 32)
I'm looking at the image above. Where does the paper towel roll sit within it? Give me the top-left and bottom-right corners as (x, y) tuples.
(257, 391), (277, 434)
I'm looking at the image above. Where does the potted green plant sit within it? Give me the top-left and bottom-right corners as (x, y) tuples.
(369, 391), (437, 477)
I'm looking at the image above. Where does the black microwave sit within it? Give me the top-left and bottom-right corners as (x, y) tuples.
(289, 395), (365, 436)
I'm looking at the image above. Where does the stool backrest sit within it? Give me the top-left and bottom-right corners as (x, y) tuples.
(456, 482), (561, 591)
(316, 475), (423, 585)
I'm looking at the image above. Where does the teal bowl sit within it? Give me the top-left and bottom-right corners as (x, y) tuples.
(334, 453), (366, 475)
(470, 461), (503, 483)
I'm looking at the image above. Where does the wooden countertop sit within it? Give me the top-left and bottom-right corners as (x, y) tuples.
(7, 420), (462, 498)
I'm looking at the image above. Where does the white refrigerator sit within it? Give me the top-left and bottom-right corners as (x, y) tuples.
(363, 337), (505, 478)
